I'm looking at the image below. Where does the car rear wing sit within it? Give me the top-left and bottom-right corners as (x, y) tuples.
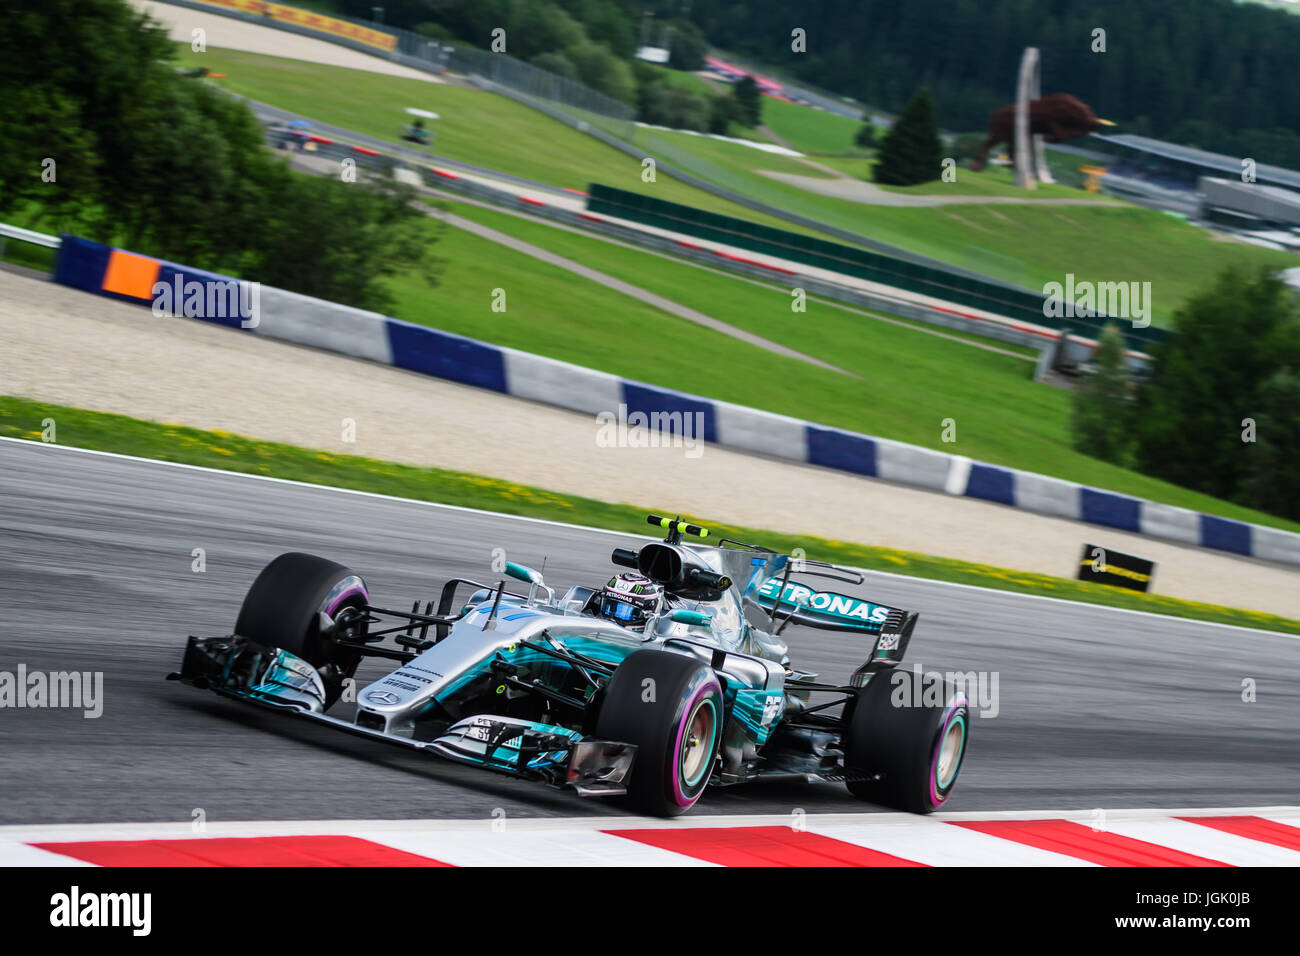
(753, 577), (918, 671)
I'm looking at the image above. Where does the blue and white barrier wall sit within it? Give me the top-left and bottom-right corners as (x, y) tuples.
(53, 235), (1300, 568)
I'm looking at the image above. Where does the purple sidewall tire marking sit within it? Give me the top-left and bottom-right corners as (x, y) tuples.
(324, 580), (369, 616)
(670, 677), (721, 808)
(928, 694), (969, 807)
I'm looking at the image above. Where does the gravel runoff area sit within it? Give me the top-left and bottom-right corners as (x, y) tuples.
(132, 0), (443, 82)
(3, 269), (1297, 619)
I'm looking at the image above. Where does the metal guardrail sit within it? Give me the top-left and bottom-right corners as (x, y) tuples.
(441, 45), (634, 127)
(0, 223), (61, 249)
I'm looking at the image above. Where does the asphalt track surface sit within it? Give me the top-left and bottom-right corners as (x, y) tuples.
(1, 438), (1296, 825)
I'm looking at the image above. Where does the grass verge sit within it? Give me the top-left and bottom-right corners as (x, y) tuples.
(434, 197), (1038, 358)
(393, 201), (1300, 534)
(184, 46), (1295, 322)
(2, 395), (1295, 635)
(760, 97), (866, 156)
(175, 45), (810, 237)
(7, 185), (1293, 534)
(1, 241), (56, 272)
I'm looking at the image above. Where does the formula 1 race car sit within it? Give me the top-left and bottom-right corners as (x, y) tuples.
(171, 516), (969, 816)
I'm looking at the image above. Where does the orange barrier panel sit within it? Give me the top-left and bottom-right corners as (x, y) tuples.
(101, 249), (161, 300)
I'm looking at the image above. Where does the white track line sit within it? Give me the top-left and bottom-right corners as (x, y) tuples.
(2, 435), (1297, 638)
(6, 808), (1297, 867)
(360, 828), (717, 867)
(0, 842), (94, 867)
(1, 806), (1296, 844)
(1101, 818), (1300, 867)
(807, 818), (1095, 866)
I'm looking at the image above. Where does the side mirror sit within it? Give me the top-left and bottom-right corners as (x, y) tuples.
(504, 561), (542, 585)
(686, 568), (731, 592)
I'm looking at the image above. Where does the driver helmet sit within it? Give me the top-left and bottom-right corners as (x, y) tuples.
(599, 572), (664, 630)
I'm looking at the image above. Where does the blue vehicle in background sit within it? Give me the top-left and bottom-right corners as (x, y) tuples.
(173, 515), (969, 816)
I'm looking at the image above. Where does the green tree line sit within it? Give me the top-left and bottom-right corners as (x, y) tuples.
(682, 0), (1300, 167)
(332, 0), (1300, 165)
(336, 1), (752, 131)
(1, 0), (437, 312)
(1072, 270), (1300, 522)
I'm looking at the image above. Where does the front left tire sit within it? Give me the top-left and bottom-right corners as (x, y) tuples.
(595, 649), (723, 817)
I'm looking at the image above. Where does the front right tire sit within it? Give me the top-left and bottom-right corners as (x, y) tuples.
(234, 552), (370, 703)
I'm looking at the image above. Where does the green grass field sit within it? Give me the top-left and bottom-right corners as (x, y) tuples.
(876, 165), (1111, 200)
(760, 97), (866, 155)
(648, 66), (729, 100)
(615, 146), (1294, 322)
(174, 46), (806, 235)
(3, 396), (1293, 633)
(1239, 0), (1300, 13)
(789, 156), (1109, 203)
(435, 197), (1037, 359)
(618, 103), (1294, 319)
(10, 169), (1288, 532)
(809, 155), (874, 177)
(0, 240), (56, 272)
(135, 45), (1300, 533)
(725, 178), (1291, 323)
(379, 200), (1300, 533)
(178, 45), (1295, 319)
(640, 68), (870, 158)
(632, 125), (837, 179)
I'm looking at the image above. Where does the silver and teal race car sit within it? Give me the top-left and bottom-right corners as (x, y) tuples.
(172, 515), (969, 816)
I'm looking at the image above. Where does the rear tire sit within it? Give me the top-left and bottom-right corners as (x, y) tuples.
(595, 649), (723, 817)
(843, 669), (969, 813)
(234, 552), (369, 676)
